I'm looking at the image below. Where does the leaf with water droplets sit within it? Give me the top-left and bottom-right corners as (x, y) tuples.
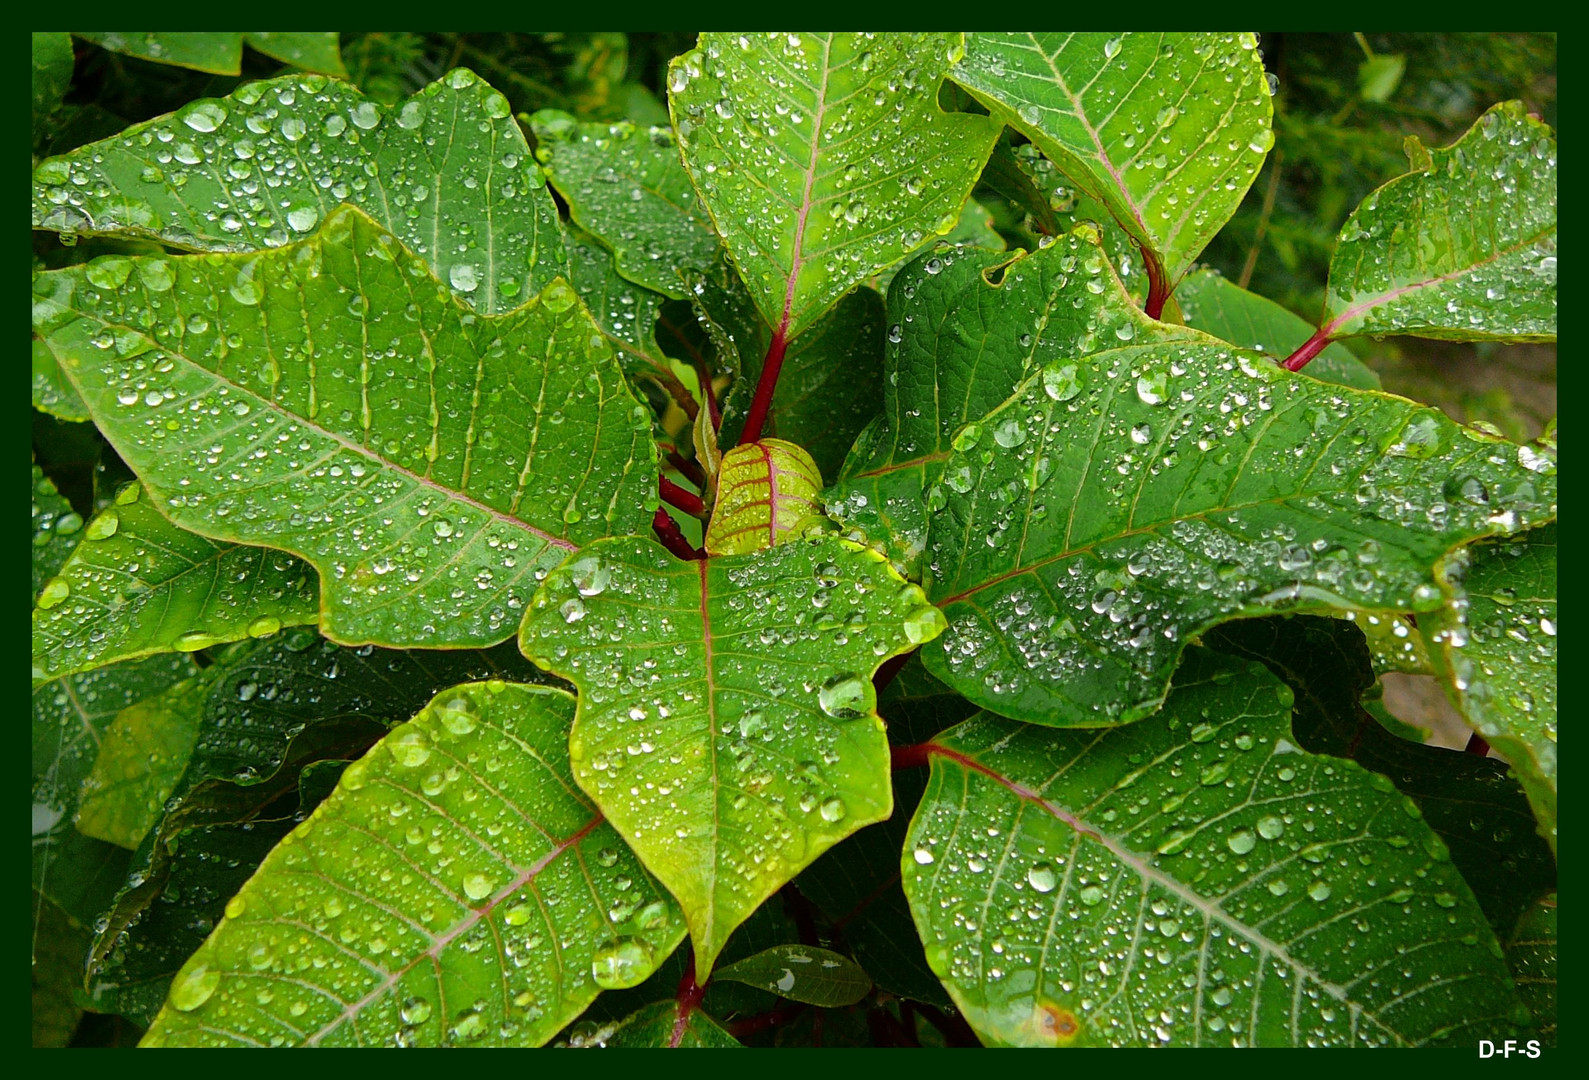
(1506, 894), (1556, 1046)
(534, 111), (722, 300)
(73, 33), (347, 76)
(565, 225), (684, 405)
(141, 682), (687, 1047)
(34, 335), (90, 422)
(951, 33), (1274, 297)
(1321, 102), (1556, 343)
(32, 32), (74, 150)
(705, 439), (826, 555)
(885, 236), (1555, 726)
(33, 206), (658, 649)
(903, 645), (1525, 1047)
(572, 999), (742, 1047)
(32, 69), (564, 313)
(1177, 269), (1381, 391)
(32, 481), (319, 681)
(867, 198), (1005, 295)
(715, 944), (871, 1006)
(520, 534), (944, 975)
(669, 32), (1000, 340)
(1422, 523), (1557, 854)
(1208, 615), (1555, 936)
(32, 462), (81, 598)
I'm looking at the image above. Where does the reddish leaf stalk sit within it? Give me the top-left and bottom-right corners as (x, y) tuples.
(1465, 731), (1492, 757)
(726, 1004), (808, 1039)
(697, 362), (722, 430)
(890, 742), (935, 771)
(670, 954), (708, 1048)
(659, 476), (706, 519)
(1142, 245), (1171, 320)
(737, 320), (789, 446)
(1282, 326), (1334, 371)
(665, 450), (708, 489)
(652, 507), (703, 561)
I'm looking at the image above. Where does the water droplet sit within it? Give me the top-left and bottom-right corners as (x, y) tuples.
(462, 871), (495, 902)
(819, 797), (846, 823)
(401, 997), (432, 1025)
(591, 936), (657, 989)
(1027, 862), (1058, 892)
(903, 605), (948, 645)
(85, 511), (119, 540)
(817, 673), (869, 719)
(1078, 884), (1105, 906)
(913, 845), (935, 865)
(170, 963), (220, 1011)
(1227, 830), (1256, 855)
(570, 554), (611, 597)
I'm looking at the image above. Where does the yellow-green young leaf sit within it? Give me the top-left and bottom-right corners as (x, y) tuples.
(704, 439), (826, 556)
(569, 1000), (743, 1048)
(1506, 894), (1556, 1046)
(533, 111), (722, 300)
(32, 207), (658, 649)
(32, 70), (564, 313)
(32, 480), (319, 681)
(72, 32), (346, 77)
(669, 32), (1001, 339)
(903, 647), (1527, 1047)
(520, 534), (946, 975)
(1323, 102), (1556, 342)
(950, 33), (1274, 292)
(1423, 524), (1557, 853)
(141, 683), (687, 1048)
(715, 945), (871, 1006)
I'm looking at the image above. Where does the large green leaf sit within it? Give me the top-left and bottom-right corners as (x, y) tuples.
(899, 238), (1555, 726)
(519, 534), (945, 975)
(533, 112), (722, 300)
(1423, 524), (1557, 853)
(1177, 269), (1380, 391)
(902, 646), (1525, 1047)
(32, 479), (319, 681)
(1320, 102), (1556, 343)
(141, 682), (687, 1047)
(1506, 894), (1556, 1046)
(1207, 615), (1555, 936)
(33, 207), (658, 648)
(950, 33), (1274, 296)
(73, 32), (345, 77)
(669, 32), (1001, 339)
(32, 70), (566, 314)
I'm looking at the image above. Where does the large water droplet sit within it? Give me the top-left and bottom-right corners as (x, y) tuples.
(817, 673), (869, 719)
(591, 936), (657, 989)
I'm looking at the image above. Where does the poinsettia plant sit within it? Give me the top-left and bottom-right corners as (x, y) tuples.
(32, 31), (1555, 1049)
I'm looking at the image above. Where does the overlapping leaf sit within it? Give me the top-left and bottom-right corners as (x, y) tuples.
(520, 534), (945, 974)
(142, 683), (687, 1047)
(1322, 102), (1556, 342)
(1506, 895), (1556, 1046)
(1423, 524), (1557, 852)
(32, 69), (566, 313)
(32, 32), (74, 150)
(575, 1000), (742, 1048)
(32, 462), (81, 596)
(951, 33), (1274, 295)
(862, 232), (1558, 726)
(32, 893), (90, 1047)
(32, 479), (319, 681)
(669, 32), (1001, 339)
(704, 440), (826, 556)
(33, 207), (658, 648)
(716, 944), (870, 1006)
(73, 32), (346, 76)
(533, 112), (722, 299)
(903, 646), (1524, 1047)
(565, 225), (685, 409)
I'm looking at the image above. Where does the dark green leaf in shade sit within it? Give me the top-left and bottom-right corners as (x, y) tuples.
(903, 646), (1526, 1047)
(565, 1000), (742, 1048)
(33, 207), (658, 649)
(33, 70), (566, 313)
(32, 32), (75, 150)
(141, 683), (687, 1047)
(1505, 894), (1555, 1046)
(715, 944), (871, 1006)
(32, 893), (91, 1047)
(33, 462), (83, 599)
(565, 224), (682, 399)
(72, 32), (346, 77)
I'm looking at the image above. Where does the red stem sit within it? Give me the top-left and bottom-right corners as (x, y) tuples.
(652, 507), (703, 561)
(1142, 244), (1170, 320)
(665, 450), (707, 489)
(737, 321), (789, 446)
(670, 954), (708, 1048)
(726, 1004), (807, 1039)
(697, 362), (722, 430)
(1282, 326), (1334, 371)
(891, 742), (934, 771)
(1465, 731), (1492, 757)
(660, 476), (706, 519)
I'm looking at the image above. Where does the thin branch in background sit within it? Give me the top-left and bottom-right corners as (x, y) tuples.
(1238, 148), (1285, 291)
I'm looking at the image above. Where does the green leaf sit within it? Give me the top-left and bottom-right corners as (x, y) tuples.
(902, 646), (1525, 1047)
(704, 439), (826, 556)
(1323, 102), (1556, 343)
(1003, 142), (1148, 302)
(32, 32), (74, 149)
(533, 111), (722, 300)
(72, 32), (346, 77)
(33, 207), (658, 649)
(1177, 269), (1381, 391)
(34, 335), (90, 421)
(886, 236), (1555, 726)
(572, 1000), (742, 1048)
(32, 893), (90, 1047)
(141, 682), (688, 1047)
(32, 462), (82, 598)
(1341, 611), (1431, 675)
(867, 198), (1005, 295)
(1357, 53), (1406, 104)
(32, 479), (319, 681)
(1423, 524), (1557, 853)
(1506, 894), (1556, 1046)
(32, 70), (567, 314)
(716, 944), (870, 1006)
(669, 32), (1000, 339)
(519, 534), (945, 974)
(1207, 615), (1555, 936)
(951, 33), (1274, 289)
(565, 225), (680, 398)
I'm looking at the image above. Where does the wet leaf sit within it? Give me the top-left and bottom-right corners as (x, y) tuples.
(34, 335), (90, 421)
(32, 462), (81, 598)
(569, 1000), (742, 1047)
(1423, 524), (1557, 853)
(533, 111), (722, 299)
(142, 682), (687, 1047)
(565, 225), (679, 398)
(32, 69), (565, 313)
(32, 32), (74, 150)
(704, 439), (826, 555)
(72, 32), (345, 77)
(1341, 611), (1431, 675)
(33, 206), (657, 649)
(903, 646), (1525, 1047)
(715, 944), (870, 1006)
(1177, 269), (1380, 391)
(520, 534), (944, 975)
(867, 198), (1004, 295)
(669, 32), (1000, 339)
(951, 33), (1274, 291)
(1506, 894), (1555, 1046)
(32, 893), (91, 1047)
(32, 480), (319, 681)
(1323, 102), (1556, 343)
